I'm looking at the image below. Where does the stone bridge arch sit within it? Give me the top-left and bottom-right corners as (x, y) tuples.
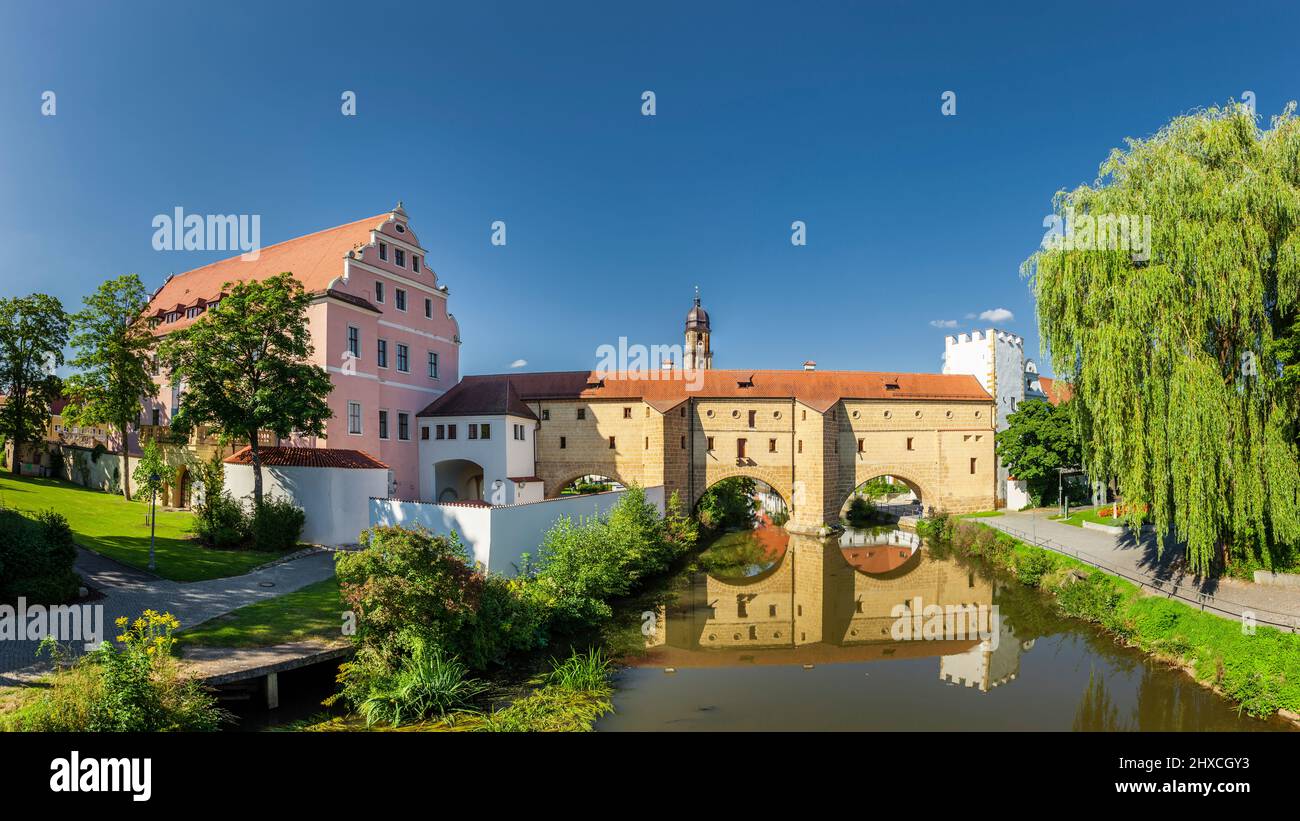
(543, 464), (633, 498)
(843, 463), (937, 514)
(692, 465), (794, 511)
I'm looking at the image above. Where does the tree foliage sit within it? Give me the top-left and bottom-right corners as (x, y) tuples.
(0, 294), (67, 473)
(63, 274), (157, 499)
(995, 399), (1082, 506)
(1024, 102), (1300, 573)
(157, 273), (332, 506)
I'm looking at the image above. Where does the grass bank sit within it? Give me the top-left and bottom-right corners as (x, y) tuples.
(0, 474), (279, 581)
(920, 514), (1300, 721)
(179, 577), (343, 649)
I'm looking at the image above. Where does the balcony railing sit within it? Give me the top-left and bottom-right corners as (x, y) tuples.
(138, 424), (278, 449)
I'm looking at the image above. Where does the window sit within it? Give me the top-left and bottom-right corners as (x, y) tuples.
(681, 435), (686, 449)
(395, 248), (406, 268)
(186, 306), (203, 319)
(377, 339), (388, 368)
(347, 326), (359, 357)
(748, 410), (756, 428)
(207, 300), (220, 311)
(608, 435), (616, 449)
(435, 424), (445, 440)
(427, 351), (438, 379)
(152, 408), (160, 426)
(706, 436), (714, 451)
(395, 289), (407, 311)
(560, 436), (567, 449)
(379, 242), (388, 261)
(798, 439), (803, 454)
(398, 413), (410, 440)
(970, 457), (977, 474)
(421, 426), (429, 440)
(348, 402), (362, 434)
(469, 423), (478, 439)
(906, 437), (914, 451)
(447, 424), (457, 440)
(165, 311), (180, 323)
(737, 438), (747, 459)
(644, 436), (649, 449)
(857, 438), (864, 453)
(375, 282), (385, 303)
(577, 408), (586, 420)
(769, 438), (777, 453)
(396, 344), (409, 372)
(541, 409), (549, 421)
(378, 410), (389, 439)
(424, 298), (432, 318)
(513, 424), (526, 441)
(623, 407), (632, 419)
(480, 423), (490, 439)
(413, 255), (421, 272)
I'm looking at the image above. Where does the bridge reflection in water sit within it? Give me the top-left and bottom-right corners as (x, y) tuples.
(637, 531), (1032, 693)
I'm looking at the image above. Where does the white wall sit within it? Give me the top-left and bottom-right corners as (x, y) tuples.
(224, 463), (389, 546)
(370, 485), (666, 575)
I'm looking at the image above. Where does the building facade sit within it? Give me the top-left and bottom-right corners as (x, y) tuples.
(140, 204), (460, 501)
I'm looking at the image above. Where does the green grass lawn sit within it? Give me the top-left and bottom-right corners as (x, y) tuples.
(1052, 506), (1129, 528)
(0, 474), (280, 582)
(179, 577), (343, 649)
(958, 510), (1004, 518)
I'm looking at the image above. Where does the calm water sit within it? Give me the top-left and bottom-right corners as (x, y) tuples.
(599, 530), (1294, 732)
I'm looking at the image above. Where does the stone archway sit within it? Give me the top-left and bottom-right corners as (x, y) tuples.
(544, 465), (631, 498)
(843, 465), (936, 517)
(693, 465), (793, 512)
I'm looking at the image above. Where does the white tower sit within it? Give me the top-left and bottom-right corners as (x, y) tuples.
(943, 328), (1028, 505)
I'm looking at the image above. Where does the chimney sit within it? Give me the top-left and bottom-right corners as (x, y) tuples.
(803, 360), (816, 371)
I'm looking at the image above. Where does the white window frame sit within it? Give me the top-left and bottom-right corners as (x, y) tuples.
(348, 401), (362, 435)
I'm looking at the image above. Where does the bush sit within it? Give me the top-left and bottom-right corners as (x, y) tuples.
(1013, 547), (1058, 588)
(193, 491), (249, 549)
(1056, 571), (1126, 633)
(0, 508), (79, 603)
(250, 494), (305, 551)
(846, 496), (876, 528)
(2, 611), (227, 732)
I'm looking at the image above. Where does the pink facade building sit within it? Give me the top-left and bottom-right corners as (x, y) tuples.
(141, 204), (460, 499)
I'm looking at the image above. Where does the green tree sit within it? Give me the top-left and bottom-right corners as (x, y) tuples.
(1024, 102), (1300, 574)
(995, 399), (1081, 506)
(132, 438), (168, 502)
(63, 274), (158, 499)
(158, 273), (332, 507)
(0, 294), (68, 474)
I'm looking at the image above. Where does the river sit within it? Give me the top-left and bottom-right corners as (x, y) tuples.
(597, 527), (1294, 731)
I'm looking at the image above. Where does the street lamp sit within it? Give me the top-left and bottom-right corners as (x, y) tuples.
(148, 472), (160, 572)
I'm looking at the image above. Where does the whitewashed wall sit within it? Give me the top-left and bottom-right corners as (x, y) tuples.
(370, 485), (666, 575)
(224, 463), (389, 546)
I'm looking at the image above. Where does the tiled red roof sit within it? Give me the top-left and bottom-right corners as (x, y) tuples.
(145, 213), (391, 331)
(420, 369), (992, 416)
(223, 446), (388, 469)
(1037, 377), (1073, 406)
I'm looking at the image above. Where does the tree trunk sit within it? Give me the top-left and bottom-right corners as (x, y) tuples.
(120, 417), (132, 501)
(249, 431), (263, 508)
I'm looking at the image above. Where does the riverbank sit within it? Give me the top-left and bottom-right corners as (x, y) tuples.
(920, 514), (1300, 724)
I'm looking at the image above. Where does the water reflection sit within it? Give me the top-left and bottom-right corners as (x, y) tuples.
(604, 531), (1293, 731)
(643, 531), (1026, 692)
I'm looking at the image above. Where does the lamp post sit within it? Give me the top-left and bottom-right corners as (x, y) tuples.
(148, 472), (159, 572)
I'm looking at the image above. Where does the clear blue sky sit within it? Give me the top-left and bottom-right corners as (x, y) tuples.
(2, 0), (1297, 377)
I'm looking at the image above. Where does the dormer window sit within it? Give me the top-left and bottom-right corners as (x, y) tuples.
(164, 311), (180, 323)
(884, 381), (900, 391)
(185, 306), (203, 319)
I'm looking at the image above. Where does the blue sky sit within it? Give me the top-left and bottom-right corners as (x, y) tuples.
(1, 0), (1297, 377)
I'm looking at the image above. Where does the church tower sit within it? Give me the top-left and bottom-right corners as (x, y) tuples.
(683, 287), (713, 369)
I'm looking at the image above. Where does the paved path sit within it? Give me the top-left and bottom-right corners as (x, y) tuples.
(978, 509), (1300, 628)
(0, 548), (337, 681)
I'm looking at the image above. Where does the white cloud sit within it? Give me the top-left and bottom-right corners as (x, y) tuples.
(977, 308), (1014, 323)
(509, 359), (527, 369)
(929, 319), (958, 328)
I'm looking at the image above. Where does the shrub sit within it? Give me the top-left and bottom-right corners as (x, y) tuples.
(194, 491), (249, 549)
(1056, 571), (1126, 633)
(250, 494), (305, 552)
(846, 496), (876, 528)
(2, 611), (227, 732)
(0, 508), (79, 603)
(1013, 547), (1058, 588)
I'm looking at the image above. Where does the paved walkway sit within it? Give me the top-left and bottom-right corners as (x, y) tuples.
(0, 548), (337, 681)
(979, 509), (1300, 629)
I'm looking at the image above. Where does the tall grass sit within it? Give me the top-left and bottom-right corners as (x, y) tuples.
(359, 646), (489, 728)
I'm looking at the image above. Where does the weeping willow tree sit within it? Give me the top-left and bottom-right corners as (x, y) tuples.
(1024, 103), (1300, 576)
